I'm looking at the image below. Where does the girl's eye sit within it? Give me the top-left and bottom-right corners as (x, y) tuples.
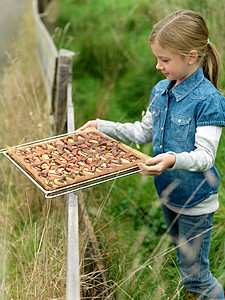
(162, 59), (169, 62)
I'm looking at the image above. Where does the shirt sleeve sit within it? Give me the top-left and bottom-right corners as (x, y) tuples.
(97, 110), (153, 144)
(168, 126), (222, 172)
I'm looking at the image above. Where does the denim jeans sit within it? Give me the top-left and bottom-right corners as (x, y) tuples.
(161, 205), (224, 299)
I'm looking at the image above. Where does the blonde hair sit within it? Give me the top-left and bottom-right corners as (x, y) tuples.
(149, 10), (220, 89)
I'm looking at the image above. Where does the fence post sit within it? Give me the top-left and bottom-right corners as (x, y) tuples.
(66, 81), (80, 299)
(67, 192), (80, 300)
(54, 49), (74, 134)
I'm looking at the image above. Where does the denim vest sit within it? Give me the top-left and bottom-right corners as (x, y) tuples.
(149, 67), (225, 208)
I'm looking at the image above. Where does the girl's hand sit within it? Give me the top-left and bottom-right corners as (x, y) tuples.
(138, 153), (176, 176)
(78, 120), (98, 131)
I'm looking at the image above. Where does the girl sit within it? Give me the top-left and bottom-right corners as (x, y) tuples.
(80, 10), (225, 299)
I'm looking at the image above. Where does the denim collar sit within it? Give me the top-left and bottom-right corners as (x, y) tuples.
(162, 67), (205, 102)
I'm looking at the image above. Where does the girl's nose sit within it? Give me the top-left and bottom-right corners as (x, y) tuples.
(156, 61), (163, 70)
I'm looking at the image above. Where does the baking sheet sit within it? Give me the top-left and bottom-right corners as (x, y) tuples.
(1, 130), (147, 198)
(2, 150), (140, 198)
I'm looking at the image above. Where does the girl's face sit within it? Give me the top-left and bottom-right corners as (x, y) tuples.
(150, 42), (198, 86)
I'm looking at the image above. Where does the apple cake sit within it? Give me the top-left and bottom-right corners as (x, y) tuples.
(7, 129), (149, 191)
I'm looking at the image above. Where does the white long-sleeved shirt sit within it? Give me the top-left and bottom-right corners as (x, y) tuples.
(97, 110), (222, 215)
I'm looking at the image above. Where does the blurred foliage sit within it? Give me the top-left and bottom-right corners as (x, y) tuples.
(53, 0), (165, 124)
(53, 0), (225, 297)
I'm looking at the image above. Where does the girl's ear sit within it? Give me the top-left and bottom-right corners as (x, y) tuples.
(188, 50), (198, 64)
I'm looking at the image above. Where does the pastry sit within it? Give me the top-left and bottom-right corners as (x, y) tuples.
(7, 129), (149, 191)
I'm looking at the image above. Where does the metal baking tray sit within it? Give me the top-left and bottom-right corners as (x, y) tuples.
(0, 132), (142, 198)
(2, 150), (140, 198)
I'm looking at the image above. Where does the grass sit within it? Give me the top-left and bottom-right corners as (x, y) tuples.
(0, 0), (225, 299)
(53, 0), (225, 298)
(0, 4), (67, 299)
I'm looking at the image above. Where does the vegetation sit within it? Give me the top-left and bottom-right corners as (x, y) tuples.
(0, 4), (67, 299)
(0, 0), (224, 299)
(52, 0), (225, 298)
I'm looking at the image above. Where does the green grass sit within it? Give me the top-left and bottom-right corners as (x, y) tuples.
(53, 0), (225, 298)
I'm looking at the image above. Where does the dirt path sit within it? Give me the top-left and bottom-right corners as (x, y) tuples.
(0, 0), (29, 74)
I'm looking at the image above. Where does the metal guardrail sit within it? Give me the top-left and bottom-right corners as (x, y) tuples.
(66, 82), (80, 300)
(33, 0), (58, 114)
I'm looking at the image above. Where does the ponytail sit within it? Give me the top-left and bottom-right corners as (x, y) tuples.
(201, 42), (220, 89)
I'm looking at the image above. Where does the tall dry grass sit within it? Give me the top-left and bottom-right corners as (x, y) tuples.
(1, 0), (224, 299)
(0, 3), (68, 299)
(0, 4), (114, 299)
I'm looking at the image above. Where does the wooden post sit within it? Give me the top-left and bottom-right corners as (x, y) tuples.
(54, 49), (74, 135)
(79, 193), (114, 299)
